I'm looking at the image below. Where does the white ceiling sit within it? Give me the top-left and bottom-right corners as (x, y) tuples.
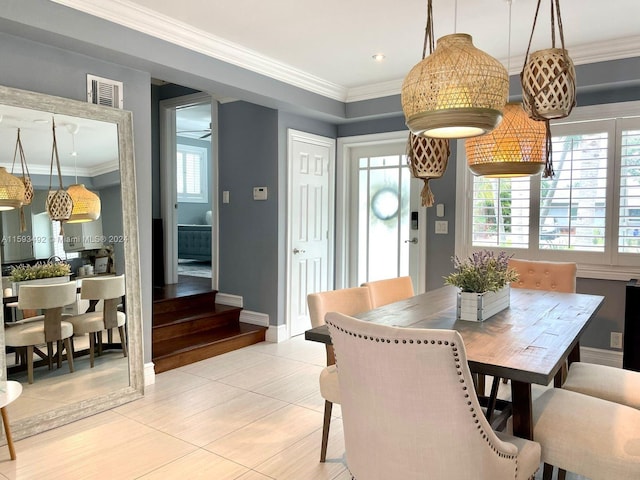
(57, 0), (640, 101)
(0, 105), (119, 177)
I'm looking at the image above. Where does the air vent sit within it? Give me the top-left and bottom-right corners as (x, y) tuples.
(87, 74), (123, 109)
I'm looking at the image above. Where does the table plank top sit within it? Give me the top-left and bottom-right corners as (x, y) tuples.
(305, 286), (604, 386)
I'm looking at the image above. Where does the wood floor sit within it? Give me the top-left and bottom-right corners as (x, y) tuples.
(0, 336), (588, 479)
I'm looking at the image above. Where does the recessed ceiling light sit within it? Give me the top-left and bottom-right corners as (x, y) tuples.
(372, 53), (386, 62)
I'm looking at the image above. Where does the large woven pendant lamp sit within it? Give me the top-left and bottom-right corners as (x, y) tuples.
(66, 184), (101, 223)
(46, 118), (74, 234)
(401, 0), (509, 139)
(11, 128), (34, 231)
(0, 167), (25, 211)
(65, 125), (101, 223)
(466, 102), (546, 177)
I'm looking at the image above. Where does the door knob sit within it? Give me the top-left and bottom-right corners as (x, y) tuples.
(404, 238), (418, 244)
(293, 248), (306, 254)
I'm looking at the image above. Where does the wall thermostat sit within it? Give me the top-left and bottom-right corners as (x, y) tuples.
(253, 186), (268, 200)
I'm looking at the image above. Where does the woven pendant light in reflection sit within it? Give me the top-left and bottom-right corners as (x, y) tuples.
(465, 102), (546, 177)
(66, 184), (101, 223)
(46, 118), (73, 233)
(401, 0), (509, 139)
(0, 167), (25, 211)
(65, 125), (101, 223)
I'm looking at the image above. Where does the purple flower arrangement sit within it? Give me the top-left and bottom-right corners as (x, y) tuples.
(444, 250), (519, 293)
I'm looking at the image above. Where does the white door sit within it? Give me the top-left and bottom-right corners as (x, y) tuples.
(287, 130), (335, 337)
(350, 142), (426, 290)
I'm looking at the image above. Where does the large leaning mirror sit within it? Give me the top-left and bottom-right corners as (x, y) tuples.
(0, 84), (143, 440)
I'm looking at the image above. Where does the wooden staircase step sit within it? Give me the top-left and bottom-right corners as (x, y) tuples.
(153, 291), (216, 315)
(152, 306), (242, 343)
(153, 303), (241, 329)
(152, 322), (267, 373)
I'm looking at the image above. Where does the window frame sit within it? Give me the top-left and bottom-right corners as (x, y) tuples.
(176, 143), (208, 204)
(455, 100), (640, 281)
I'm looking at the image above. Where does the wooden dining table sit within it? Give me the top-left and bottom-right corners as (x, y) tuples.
(305, 285), (604, 440)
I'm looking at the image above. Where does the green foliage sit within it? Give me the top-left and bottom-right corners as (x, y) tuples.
(9, 261), (71, 282)
(443, 250), (519, 293)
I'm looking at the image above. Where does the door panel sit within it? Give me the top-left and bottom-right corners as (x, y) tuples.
(289, 133), (334, 336)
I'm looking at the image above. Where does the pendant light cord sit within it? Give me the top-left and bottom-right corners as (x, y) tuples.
(421, 0), (435, 59)
(453, 0), (458, 33)
(507, 0), (512, 74)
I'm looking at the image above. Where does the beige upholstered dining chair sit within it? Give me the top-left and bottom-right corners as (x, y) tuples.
(326, 312), (541, 480)
(532, 387), (640, 479)
(361, 275), (414, 308)
(4, 281), (77, 384)
(67, 275), (127, 368)
(307, 287), (372, 463)
(562, 362), (640, 409)
(508, 258), (577, 293)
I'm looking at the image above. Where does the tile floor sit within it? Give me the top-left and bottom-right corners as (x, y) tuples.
(0, 336), (587, 479)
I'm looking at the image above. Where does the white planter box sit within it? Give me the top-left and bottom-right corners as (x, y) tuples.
(12, 275), (71, 296)
(456, 285), (510, 322)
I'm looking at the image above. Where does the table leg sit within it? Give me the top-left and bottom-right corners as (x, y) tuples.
(568, 341), (581, 366)
(511, 380), (533, 440)
(325, 345), (335, 366)
(1, 407), (16, 460)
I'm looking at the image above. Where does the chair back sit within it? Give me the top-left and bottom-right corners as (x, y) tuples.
(307, 287), (372, 328)
(80, 275), (125, 300)
(326, 312), (522, 480)
(508, 259), (576, 293)
(362, 276), (414, 307)
(81, 275), (125, 329)
(17, 281), (77, 310)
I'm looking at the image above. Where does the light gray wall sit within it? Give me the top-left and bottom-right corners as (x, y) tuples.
(218, 101), (279, 322)
(100, 185), (125, 276)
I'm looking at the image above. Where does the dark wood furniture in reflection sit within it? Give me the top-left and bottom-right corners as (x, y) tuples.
(305, 286), (604, 440)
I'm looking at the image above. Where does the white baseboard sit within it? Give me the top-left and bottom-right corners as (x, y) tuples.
(216, 293), (243, 307)
(240, 310), (269, 327)
(580, 346), (623, 368)
(144, 362), (156, 386)
(266, 324), (289, 343)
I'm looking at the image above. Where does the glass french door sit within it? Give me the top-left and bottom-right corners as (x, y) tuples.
(350, 142), (424, 289)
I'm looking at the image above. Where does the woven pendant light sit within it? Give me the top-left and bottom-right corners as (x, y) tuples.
(46, 118), (73, 233)
(11, 128), (34, 231)
(402, 1), (509, 141)
(66, 184), (101, 223)
(407, 133), (450, 206)
(465, 102), (546, 177)
(521, 0), (576, 121)
(0, 167), (25, 211)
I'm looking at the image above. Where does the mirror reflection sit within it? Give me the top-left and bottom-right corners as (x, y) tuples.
(0, 88), (142, 438)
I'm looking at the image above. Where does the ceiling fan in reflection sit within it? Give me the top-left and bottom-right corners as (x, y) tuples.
(177, 122), (211, 139)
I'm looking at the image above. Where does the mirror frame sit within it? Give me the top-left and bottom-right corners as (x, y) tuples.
(0, 84), (144, 439)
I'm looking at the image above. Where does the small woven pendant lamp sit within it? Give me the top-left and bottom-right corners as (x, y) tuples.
(521, 0), (576, 121)
(404, 0), (450, 206)
(46, 118), (74, 234)
(521, 0), (576, 177)
(408, 133), (450, 206)
(11, 128), (34, 231)
(466, 102), (546, 177)
(402, 0), (509, 139)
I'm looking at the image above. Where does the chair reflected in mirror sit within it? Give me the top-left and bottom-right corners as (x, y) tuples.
(68, 275), (127, 368)
(4, 282), (77, 384)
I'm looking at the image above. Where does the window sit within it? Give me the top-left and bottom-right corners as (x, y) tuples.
(177, 144), (208, 203)
(456, 101), (640, 278)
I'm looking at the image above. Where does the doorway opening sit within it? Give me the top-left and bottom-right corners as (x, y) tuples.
(158, 88), (218, 290)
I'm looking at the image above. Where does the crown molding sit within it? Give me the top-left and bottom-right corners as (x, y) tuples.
(52, 0), (347, 101)
(53, 1), (640, 105)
